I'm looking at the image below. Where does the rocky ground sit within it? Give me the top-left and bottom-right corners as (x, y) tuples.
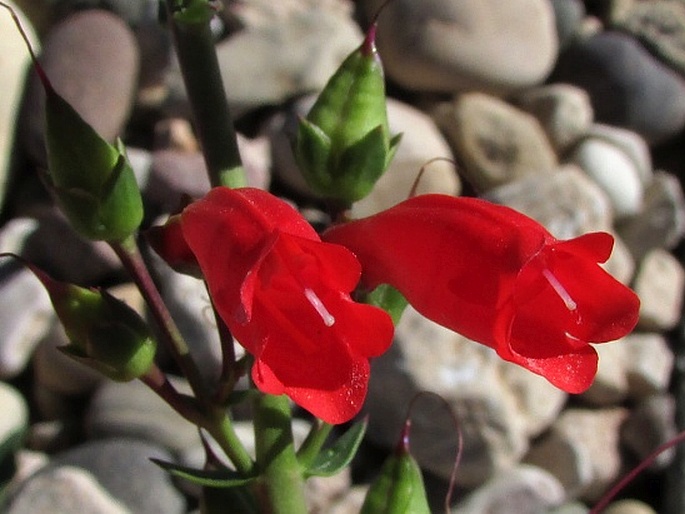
(1, 0), (685, 512)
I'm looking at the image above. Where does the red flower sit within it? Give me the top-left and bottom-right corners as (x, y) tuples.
(324, 194), (640, 393)
(179, 187), (393, 424)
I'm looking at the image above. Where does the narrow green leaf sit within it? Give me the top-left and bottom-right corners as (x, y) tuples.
(304, 419), (367, 478)
(151, 459), (257, 488)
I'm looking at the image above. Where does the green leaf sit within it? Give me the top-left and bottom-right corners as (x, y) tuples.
(365, 284), (408, 325)
(304, 419), (367, 477)
(335, 124), (389, 202)
(151, 459), (257, 488)
(295, 117), (332, 191)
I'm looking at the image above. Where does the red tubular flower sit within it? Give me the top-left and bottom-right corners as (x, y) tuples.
(323, 194), (640, 393)
(179, 187), (394, 424)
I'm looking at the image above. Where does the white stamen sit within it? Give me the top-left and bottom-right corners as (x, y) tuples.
(542, 268), (577, 311)
(304, 288), (335, 326)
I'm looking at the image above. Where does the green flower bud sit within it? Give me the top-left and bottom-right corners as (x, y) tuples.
(44, 85), (144, 242)
(360, 421), (431, 514)
(294, 23), (402, 205)
(1, 2), (142, 242)
(28, 261), (155, 382)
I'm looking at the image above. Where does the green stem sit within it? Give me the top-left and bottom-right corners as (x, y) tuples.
(165, 2), (246, 189)
(296, 420), (333, 469)
(111, 237), (210, 409)
(141, 364), (204, 426)
(206, 410), (255, 476)
(253, 394), (308, 514)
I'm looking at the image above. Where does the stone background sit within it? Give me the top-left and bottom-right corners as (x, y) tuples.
(2, 0), (685, 512)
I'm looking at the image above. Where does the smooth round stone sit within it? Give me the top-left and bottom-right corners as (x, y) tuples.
(569, 137), (644, 218)
(550, 0), (586, 49)
(617, 171), (685, 261)
(551, 31), (685, 144)
(359, 0), (558, 93)
(453, 464), (565, 514)
(86, 377), (201, 457)
(6, 466), (131, 514)
(515, 84), (593, 152)
(0, 265), (54, 379)
(20, 9), (139, 165)
(484, 165), (613, 239)
(602, 499), (658, 514)
(38, 438), (184, 514)
(0, 382), (28, 452)
(214, 0), (362, 112)
(433, 93), (558, 191)
(0, 1), (38, 210)
(607, 0), (685, 77)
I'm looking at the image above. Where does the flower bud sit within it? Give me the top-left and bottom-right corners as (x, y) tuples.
(44, 87), (144, 242)
(1, 1), (143, 241)
(294, 23), (402, 205)
(360, 421), (430, 514)
(31, 262), (155, 382)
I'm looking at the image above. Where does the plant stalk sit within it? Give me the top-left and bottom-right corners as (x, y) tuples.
(253, 393), (308, 514)
(164, 2), (246, 189)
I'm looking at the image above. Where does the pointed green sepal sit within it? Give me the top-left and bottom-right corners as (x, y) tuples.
(151, 459), (257, 488)
(304, 419), (367, 478)
(45, 83), (143, 242)
(294, 117), (333, 190)
(364, 284), (408, 325)
(335, 124), (393, 201)
(360, 422), (431, 514)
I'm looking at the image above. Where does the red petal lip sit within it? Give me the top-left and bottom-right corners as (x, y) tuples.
(324, 193), (641, 393)
(178, 187), (394, 424)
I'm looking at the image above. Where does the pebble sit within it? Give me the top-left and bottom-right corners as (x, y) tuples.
(0, 1), (38, 210)
(624, 333), (675, 399)
(583, 333), (673, 405)
(452, 464), (566, 514)
(6, 466), (131, 514)
(484, 165), (613, 239)
(633, 248), (685, 330)
(147, 133), (270, 212)
(515, 83), (594, 153)
(621, 394), (677, 470)
(525, 407), (629, 501)
(148, 254), (224, 384)
(617, 171), (685, 261)
(433, 92), (558, 191)
(551, 31), (685, 145)
(606, 0), (685, 77)
(0, 265), (53, 379)
(6, 209), (123, 284)
(0, 382), (29, 462)
(602, 499), (658, 514)
(34, 438), (184, 514)
(358, 0), (558, 94)
(86, 377), (201, 459)
(365, 306), (548, 487)
(569, 135), (645, 218)
(550, 0), (586, 49)
(20, 9), (139, 166)
(215, 0), (362, 113)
